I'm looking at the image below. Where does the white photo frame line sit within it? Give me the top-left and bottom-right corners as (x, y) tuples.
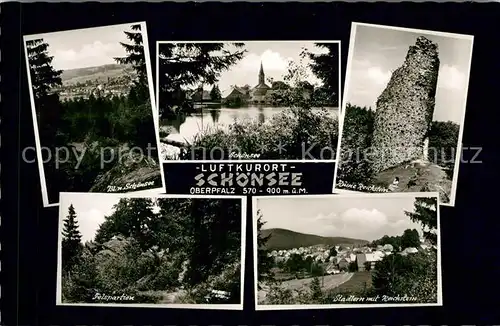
(56, 192), (247, 310)
(252, 191), (443, 310)
(23, 34), (52, 208)
(155, 40), (342, 164)
(332, 22), (474, 207)
(23, 21), (166, 208)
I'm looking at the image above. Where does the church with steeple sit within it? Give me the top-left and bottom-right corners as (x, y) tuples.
(222, 61), (278, 105)
(250, 61), (272, 104)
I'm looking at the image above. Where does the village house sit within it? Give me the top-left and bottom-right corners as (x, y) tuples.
(399, 247), (419, 256)
(221, 61), (313, 106)
(383, 244), (394, 252)
(325, 263), (341, 275)
(190, 88), (211, 102)
(275, 256), (286, 263)
(223, 86), (249, 102)
(356, 252), (384, 271)
(337, 257), (351, 270)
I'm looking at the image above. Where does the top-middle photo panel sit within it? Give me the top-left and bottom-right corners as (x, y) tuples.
(156, 41), (341, 162)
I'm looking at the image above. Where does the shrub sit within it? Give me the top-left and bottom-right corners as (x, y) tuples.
(61, 250), (102, 303)
(371, 250), (438, 303)
(337, 104), (376, 185)
(147, 258), (183, 291)
(348, 261), (358, 272)
(310, 277), (323, 302)
(181, 261), (241, 304)
(180, 107), (338, 160)
(427, 120), (460, 180)
(266, 283), (297, 305)
(264, 278), (324, 305)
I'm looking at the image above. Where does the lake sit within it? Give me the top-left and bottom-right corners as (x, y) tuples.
(160, 105), (339, 144)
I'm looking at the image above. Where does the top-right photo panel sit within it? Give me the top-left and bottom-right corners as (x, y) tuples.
(334, 22), (474, 207)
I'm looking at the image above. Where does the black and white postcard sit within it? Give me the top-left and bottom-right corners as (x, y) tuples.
(156, 41), (341, 162)
(253, 192), (442, 309)
(23, 22), (165, 207)
(334, 23), (474, 206)
(56, 192), (246, 309)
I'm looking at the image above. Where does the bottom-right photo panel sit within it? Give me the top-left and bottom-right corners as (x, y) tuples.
(253, 192), (442, 310)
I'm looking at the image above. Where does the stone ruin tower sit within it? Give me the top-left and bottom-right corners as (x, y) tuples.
(370, 36), (440, 173)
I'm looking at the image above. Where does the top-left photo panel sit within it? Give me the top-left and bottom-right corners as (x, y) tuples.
(23, 22), (166, 208)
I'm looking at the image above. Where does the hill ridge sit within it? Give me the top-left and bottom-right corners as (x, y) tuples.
(61, 63), (135, 85)
(261, 227), (368, 250)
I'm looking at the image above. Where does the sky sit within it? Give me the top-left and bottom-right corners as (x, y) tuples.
(256, 194), (437, 242)
(60, 193), (120, 243)
(24, 23), (140, 71)
(162, 41), (333, 94)
(345, 24), (473, 124)
(59, 193), (162, 243)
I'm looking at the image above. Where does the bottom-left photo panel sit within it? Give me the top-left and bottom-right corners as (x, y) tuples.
(56, 192), (247, 310)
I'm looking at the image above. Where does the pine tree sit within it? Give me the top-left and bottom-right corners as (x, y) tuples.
(158, 42), (245, 116)
(25, 38), (64, 144)
(307, 43), (340, 107)
(329, 247), (338, 257)
(62, 204), (83, 273)
(115, 24), (146, 81)
(256, 210), (274, 288)
(115, 24), (149, 104)
(25, 38), (63, 101)
(210, 84), (222, 101)
(404, 197), (438, 246)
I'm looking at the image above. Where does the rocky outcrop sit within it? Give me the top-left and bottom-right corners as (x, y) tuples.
(371, 36), (440, 173)
(90, 151), (162, 192)
(372, 160), (452, 203)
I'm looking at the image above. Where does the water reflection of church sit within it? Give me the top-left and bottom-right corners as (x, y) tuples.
(223, 62), (277, 105)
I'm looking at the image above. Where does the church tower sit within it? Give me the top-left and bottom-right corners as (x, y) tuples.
(252, 60), (271, 103)
(258, 61), (265, 85)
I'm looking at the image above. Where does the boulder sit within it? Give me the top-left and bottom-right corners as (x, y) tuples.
(90, 150), (162, 192)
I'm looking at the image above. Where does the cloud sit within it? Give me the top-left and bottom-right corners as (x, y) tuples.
(352, 58), (372, 68)
(240, 49), (292, 72)
(438, 64), (466, 90)
(377, 45), (400, 51)
(216, 46), (323, 92)
(366, 66), (391, 86)
(77, 208), (106, 242)
(53, 41), (117, 70)
(340, 208), (388, 227)
(289, 212), (340, 236)
(388, 219), (409, 229)
(346, 58), (391, 107)
(313, 211), (338, 222)
(308, 208), (396, 240)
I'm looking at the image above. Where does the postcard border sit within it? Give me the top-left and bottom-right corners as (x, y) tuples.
(332, 22), (474, 207)
(155, 40), (342, 164)
(22, 21), (167, 208)
(252, 191), (443, 310)
(55, 192), (246, 310)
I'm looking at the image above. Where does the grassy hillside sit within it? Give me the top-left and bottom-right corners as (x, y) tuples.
(61, 63), (135, 85)
(261, 228), (368, 250)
